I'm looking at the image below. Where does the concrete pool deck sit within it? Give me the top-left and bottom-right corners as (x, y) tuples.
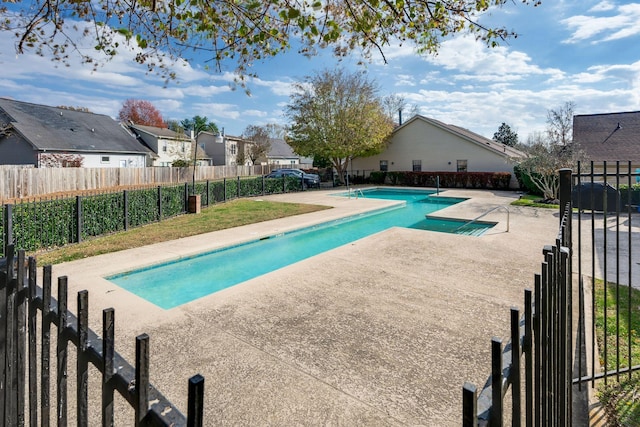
(48, 187), (563, 425)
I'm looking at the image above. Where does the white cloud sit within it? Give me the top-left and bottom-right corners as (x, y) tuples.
(562, 3), (640, 43)
(250, 77), (295, 97)
(589, 1), (616, 12)
(242, 109), (268, 117)
(393, 74), (417, 87)
(423, 36), (564, 82)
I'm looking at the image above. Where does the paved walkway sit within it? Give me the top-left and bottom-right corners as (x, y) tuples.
(49, 188), (560, 425)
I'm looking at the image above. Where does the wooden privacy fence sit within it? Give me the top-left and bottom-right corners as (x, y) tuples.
(0, 165), (271, 200)
(1, 246), (205, 426)
(463, 169), (574, 426)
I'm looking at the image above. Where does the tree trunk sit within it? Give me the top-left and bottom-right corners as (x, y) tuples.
(332, 158), (350, 185)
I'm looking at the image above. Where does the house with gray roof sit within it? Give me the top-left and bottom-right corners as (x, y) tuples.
(573, 111), (640, 172)
(0, 98), (150, 167)
(351, 115), (526, 188)
(262, 138), (313, 168)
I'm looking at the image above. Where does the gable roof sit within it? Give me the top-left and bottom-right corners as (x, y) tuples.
(573, 111), (640, 161)
(267, 138), (296, 159)
(129, 123), (190, 140)
(0, 97), (147, 154)
(398, 115), (527, 159)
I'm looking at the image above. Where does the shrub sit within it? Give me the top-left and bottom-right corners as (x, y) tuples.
(369, 171), (386, 184)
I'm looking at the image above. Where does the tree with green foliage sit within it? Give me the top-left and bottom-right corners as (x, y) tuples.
(180, 116), (218, 136)
(286, 69), (393, 184)
(493, 122), (518, 147)
(2, 0), (541, 80)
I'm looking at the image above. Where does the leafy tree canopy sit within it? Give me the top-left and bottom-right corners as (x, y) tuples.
(286, 68), (394, 183)
(1, 0), (541, 80)
(118, 99), (166, 127)
(180, 116), (218, 135)
(493, 122), (518, 147)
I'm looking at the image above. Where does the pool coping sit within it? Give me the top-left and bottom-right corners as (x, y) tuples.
(44, 186), (564, 426)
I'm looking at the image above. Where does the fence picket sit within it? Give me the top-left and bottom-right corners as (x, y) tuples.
(511, 307), (521, 427)
(135, 334), (150, 426)
(103, 308), (115, 426)
(77, 291), (89, 427)
(5, 248), (18, 426)
(17, 252), (27, 427)
(57, 276), (68, 426)
(28, 257), (37, 427)
(42, 265), (52, 427)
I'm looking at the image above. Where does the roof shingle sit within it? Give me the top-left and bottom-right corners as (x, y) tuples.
(0, 97), (147, 154)
(573, 111), (640, 162)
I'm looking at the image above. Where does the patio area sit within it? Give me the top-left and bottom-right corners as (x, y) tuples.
(49, 188), (560, 425)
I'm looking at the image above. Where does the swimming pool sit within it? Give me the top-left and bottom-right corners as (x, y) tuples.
(107, 188), (494, 309)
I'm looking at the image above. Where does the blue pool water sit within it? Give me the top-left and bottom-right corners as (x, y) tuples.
(108, 188), (493, 309)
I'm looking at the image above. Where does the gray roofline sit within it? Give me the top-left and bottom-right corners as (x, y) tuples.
(396, 115), (526, 158)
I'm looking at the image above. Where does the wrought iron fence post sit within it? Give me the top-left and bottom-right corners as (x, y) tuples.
(462, 382), (477, 427)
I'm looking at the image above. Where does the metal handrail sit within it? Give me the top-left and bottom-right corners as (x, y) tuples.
(454, 205), (510, 233)
(348, 188), (365, 199)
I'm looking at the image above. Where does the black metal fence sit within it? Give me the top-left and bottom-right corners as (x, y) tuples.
(1, 246), (204, 426)
(463, 170), (574, 426)
(464, 163), (640, 425)
(1, 175), (312, 257)
(572, 161), (640, 386)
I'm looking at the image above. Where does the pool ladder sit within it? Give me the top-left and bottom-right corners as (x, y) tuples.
(348, 188), (365, 199)
(454, 205), (510, 233)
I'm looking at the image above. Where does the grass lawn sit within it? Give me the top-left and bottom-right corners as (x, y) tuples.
(510, 194), (559, 209)
(594, 279), (640, 426)
(34, 199), (330, 265)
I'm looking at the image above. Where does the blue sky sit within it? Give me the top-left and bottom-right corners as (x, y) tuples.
(1, 0), (639, 141)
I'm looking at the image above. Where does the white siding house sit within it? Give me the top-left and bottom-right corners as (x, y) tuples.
(128, 124), (211, 167)
(0, 98), (150, 168)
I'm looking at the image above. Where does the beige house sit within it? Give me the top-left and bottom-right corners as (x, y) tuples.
(129, 124), (210, 167)
(350, 115), (525, 188)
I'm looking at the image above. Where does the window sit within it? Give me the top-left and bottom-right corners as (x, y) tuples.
(162, 143), (167, 152)
(380, 160), (388, 172)
(290, 160), (296, 165)
(412, 160), (422, 172)
(181, 143), (185, 153)
(230, 144), (237, 155)
(101, 156), (110, 163)
(457, 160), (468, 173)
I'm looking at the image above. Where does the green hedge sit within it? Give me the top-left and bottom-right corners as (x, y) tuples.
(1, 175), (311, 257)
(368, 171), (512, 189)
(618, 184), (640, 208)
